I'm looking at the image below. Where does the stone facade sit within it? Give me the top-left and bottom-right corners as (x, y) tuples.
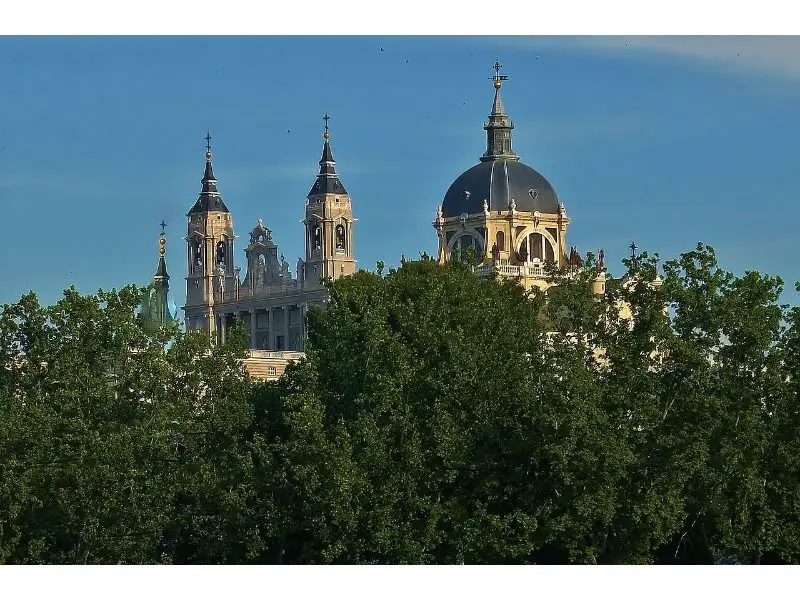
(151, 64), (653, 383)
(181, 123), (356, 381)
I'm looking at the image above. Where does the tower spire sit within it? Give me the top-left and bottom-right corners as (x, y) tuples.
(189, 131), (229, 214)
(140, 220), (180, 332)
(154, 220), (169, 280)
(481, 60), (519, 163)
(308, 114), (348, 196)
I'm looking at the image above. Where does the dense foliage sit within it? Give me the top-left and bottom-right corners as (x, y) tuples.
(0, 243), (798, 564)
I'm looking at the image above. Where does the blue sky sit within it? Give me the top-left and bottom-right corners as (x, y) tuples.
(2, 35), (799, 308)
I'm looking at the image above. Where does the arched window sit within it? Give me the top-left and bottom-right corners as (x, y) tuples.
(519, 232), (555, 264)
(310, 223), (322, 252)
(531, 233), (543, 261)
(192, 239), (203, 273)
(503, 138), (510, 153)
(216, 240), (226, 266)
(496, 230), (505, 252)
(335, 224), (346, 252)
(545, 240), (555, 263)
(453, 234), (482, 264)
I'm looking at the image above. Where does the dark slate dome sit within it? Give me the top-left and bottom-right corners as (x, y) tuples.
(441, 62), (561, 218)
(442, 159), (559, 217)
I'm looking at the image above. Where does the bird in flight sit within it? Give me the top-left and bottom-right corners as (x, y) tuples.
(379, 46), (384, 52)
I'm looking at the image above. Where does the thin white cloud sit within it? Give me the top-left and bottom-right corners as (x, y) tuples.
(493, 36), (800, 82)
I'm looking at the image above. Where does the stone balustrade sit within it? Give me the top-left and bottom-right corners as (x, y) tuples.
(474, 259), (548, 279)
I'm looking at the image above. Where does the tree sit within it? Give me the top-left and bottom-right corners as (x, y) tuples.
(0, 286), (263, 564)
(2, 242), (799, 565)
(259, 260), (648, 563)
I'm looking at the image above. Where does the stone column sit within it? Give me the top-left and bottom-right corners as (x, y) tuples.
(220, 313), (226, 345)
(249, 309), (257, 350)
(283, 305), (290, 351)
(268, 307), (274, 351)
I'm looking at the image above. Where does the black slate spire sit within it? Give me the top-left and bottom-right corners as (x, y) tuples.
(480, 61), (519, 163)
(308, 114), (348, 197)
(188, 132), (230, 214)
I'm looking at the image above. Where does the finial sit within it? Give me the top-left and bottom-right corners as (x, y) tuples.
(489, 60), (508, 89)
(204, 131), (213, 160)
(159, 220), (167, 256)
(323, 113), (331, 139)
(630, 241), (638, 260)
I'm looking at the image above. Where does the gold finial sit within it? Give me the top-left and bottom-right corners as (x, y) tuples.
(204, 131), (213, 160)
(490, 60), (508, 89)
(323, 113), (331, 139)
(159, 220), (167, 256)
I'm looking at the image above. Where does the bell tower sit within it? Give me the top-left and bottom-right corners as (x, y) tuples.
(302, 114), (357, 287)
(183, 133), (237, 335)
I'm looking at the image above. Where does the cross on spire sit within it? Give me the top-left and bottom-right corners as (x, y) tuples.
(204, 131), (213, 154)
(323, 113), (331, 139)
(489, 60), (508, 88)
(630, 241), (638, 259)
(160, 220), (167, 238)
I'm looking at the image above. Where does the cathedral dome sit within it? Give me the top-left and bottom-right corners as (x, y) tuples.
(442, 159), (559, 217)
(440, 62), (561, 218)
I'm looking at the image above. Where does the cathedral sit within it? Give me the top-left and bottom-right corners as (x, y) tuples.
(141, 62), (609, 380)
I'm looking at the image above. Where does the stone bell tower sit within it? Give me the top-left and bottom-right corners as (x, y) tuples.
(301, 114), (357, 287)
(183, 133), (237, 335)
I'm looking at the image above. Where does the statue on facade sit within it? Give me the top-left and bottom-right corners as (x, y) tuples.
(255, 254), (266, 287)
(491, 241), (500, 264)
(280, 253), (290, 277)
(569, 246), (583, 268)
(250, 218), (271, 245)
(598, 248), (605, 270)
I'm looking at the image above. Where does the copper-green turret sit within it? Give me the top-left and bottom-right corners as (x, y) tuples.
(140, 222), (181, 332)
